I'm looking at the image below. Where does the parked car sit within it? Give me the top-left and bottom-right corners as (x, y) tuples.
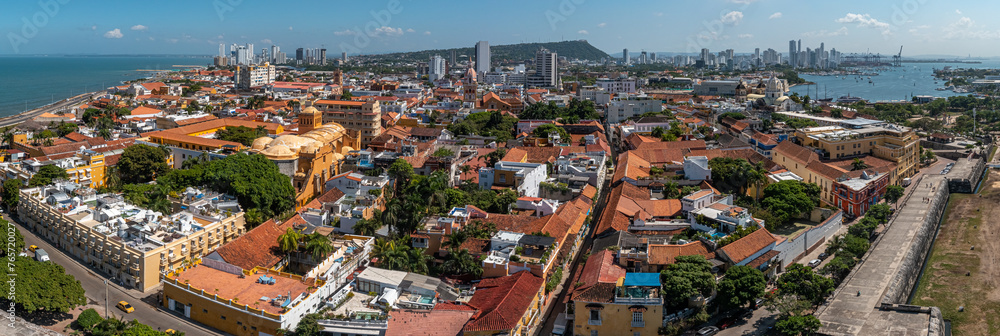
(808, 259), (822, 268)
(28, 245), (38, 252)
(753, 297), (765, 309)
(117, 301), (134, 314)
(818, 253), (830, 260)
(697, 326), (720, 336)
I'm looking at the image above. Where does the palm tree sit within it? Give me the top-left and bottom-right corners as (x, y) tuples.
(651, 126), (665, 138)
(406, 247), (431, 275)
(0, 126), (15, 149)
(382, 203), (400, 235)
(277, 228), (301, 253)
(305, 233), (333, 261)
(244, 208), (264, 228)
(441, 248), (483, 277)
(851, 158), (870, 171)
(746, 162), (768, 204)
(443, 231), (469, 250)
(104, 165), (122, 191)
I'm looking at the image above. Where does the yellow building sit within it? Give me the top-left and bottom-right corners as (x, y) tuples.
(10, 151), (109, 189)
(17, 186), (246, 292)
(251, 107), (358, 207)
(570, 251), (663, 336)
(462, 271), (546, 336)
(312, 99), (382, 147)
(776, 113), (919, 185)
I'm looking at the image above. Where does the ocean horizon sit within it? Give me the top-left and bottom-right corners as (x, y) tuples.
(0, 55), (211, 118)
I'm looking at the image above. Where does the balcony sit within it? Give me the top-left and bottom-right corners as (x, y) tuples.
(631, 321), (645, 328)
(588, 319), (602, 326)
(614, 296), (663, 305)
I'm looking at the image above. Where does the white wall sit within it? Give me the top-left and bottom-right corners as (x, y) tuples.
(775, 211), (843, 268)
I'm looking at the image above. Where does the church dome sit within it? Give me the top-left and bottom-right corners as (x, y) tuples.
(259, 144), (297, 160)
(300, 106), (320, 115)
(251, 137), (273, 150)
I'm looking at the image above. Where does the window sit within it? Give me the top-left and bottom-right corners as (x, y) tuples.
(220, 315), (226, 320)
(591, 331), (598, 336)
(203, 309), (208, 313)
(633, 312), (643, 323)
(590, 310), (600, 321)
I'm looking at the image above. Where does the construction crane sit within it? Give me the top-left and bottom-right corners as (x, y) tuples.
(893, 46), (903, 67)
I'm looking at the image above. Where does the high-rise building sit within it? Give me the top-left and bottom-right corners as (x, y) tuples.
(429, 55), (446, 81)
(320, 49), (327, 66)
(342, 52), (347, 62)
(475, 41), (490, 74)
(450, 50), (457, 68)
(296, 48), (304, 61)
(233, 44), (251, 65)
(700, 48), (710, 65)
(639, 51), (648, 65)
(270, 45), (280, 63)
(789, 40), (797, 68)
(755, 48), (761, 67)
(650, 52), (656, 63)
(234, 62), (276, 89)
(527, 48), (558, 88)
(622, 48), (629, 64)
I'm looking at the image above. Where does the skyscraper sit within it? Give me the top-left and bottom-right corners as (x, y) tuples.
(622, 48), (629, 64)
(320, 49), (327, 65)
(450, 50), (457, 69)
(342, 52), (347, 62)
(296, 48), (304, 61)
(789, 40), (797, 68)
(528, 48), (558, 88)
(429, 55), (446, 81)
(475, 41), (490, 74)
(639, 51), (648, 65)
(700, 48), (710, 65)
(650, 52), (656, 62)
(270, 45), (280, 63)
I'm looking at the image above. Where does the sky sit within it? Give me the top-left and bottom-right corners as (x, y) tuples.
(2, 0), (999, 57)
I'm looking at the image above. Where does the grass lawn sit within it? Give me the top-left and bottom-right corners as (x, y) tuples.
(911, 171), (1000, 335)
(771, 220), (820, 240)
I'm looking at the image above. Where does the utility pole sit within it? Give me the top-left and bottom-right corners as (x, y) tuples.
(104, 280), (109, 318)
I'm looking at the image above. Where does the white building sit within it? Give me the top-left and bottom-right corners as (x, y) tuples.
(595, 77), (638, 94)
(429, 55), (446, 81)
(475, 41), (491, 75)
(606, 94), (664, 124)
(234, 62), (276, 89)
(683, 156), (711, 181)
(527, 48), (559, 88)
(479, 161), (548, 197)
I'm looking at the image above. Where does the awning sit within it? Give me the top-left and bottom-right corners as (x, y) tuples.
(585, 303), (604, 310)
(629, 305), (648, 312)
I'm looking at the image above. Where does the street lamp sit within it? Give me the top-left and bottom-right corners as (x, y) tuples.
(104, 280), (109, 319)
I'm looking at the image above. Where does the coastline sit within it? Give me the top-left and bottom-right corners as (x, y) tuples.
(0, 91), (99, 128)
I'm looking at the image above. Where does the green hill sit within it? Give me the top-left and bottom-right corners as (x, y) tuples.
(363, 40), (609, 62)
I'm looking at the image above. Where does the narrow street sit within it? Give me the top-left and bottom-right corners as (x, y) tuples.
(7, 212), (223, 335)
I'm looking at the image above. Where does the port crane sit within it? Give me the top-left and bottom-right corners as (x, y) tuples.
(893, 46), (903, 67)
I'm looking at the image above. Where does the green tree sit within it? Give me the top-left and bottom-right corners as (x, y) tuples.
(244, 208), (264, 228)
(215, 126), (269, 146)
(282, 312), (322, 336)
(532, 124), (570, 143)
(820, 255), (858, 280)
(716, 265), (766, 311)
(651, 126), (665, 138)
(761, 181), (821, 226)
(0, 220), (23, 256)
(840, 234), (871, 258)
(660, 255), (717, 308)
(28, 164), (69, 187)
(55, 122), (79, 137)
(0, 256), (86, 313)
(775, 315), (822, 336)
(353, 218), (381, 236)
(708, 157), (754, 194)
(200, 153), (295, 218)
(777, 264), (835, 305)
(3, 179), (21, 209)
(884, 185), (904, 209)
(305, 233), (333, 261)
(387, 159), (414, 197)
(277, 228), (301, 253)
(481, 148), (508, 168)
(75, 308), (103, 331)
(865, 203), (891, 223)
(850, 158), (870, 171)
(441, 248), (483, 277)
(432, 148), (456, 157)
(118, 144), (171, 184)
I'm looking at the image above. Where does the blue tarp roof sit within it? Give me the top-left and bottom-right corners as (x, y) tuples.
(622, 273), (660, 287)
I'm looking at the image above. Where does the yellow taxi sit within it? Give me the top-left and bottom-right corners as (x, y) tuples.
(116, 301), (134, 313)
(165, 329), (177, 334)
(28, 245), (38, 252)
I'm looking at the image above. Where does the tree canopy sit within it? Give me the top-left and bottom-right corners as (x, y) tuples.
(199, 153), (296, 218)
(519, 99), (599, 121)
(760, 181), (821, 226)
(215, 125), (268, 146)
(716, 265), (766, 311)
(0, 256), (86, 313)
(532, 124), (571, 143)
(707, 157), (754, 194)
(28, 164), (69, 187)
(118, 144), (172, 185)
(777, 264), (835, 305)
(446, 110), (519, 142)
(660, 255), (716, 308)
(775, 315), (822, 336)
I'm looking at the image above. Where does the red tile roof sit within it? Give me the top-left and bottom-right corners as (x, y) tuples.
(387, 309), (474, 336)
(464, 271), (544, 333)
(718, 228), (777, 265)
(648, 241), (716, 265)
(212, 215), (302, 270)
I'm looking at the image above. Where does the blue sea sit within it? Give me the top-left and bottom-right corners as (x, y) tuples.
(0, 56), (211, 117)
(789, 60), (1000, 102)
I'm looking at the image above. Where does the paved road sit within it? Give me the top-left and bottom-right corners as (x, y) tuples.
(8, 212), (224, 335)
(0, 92), (96, 128)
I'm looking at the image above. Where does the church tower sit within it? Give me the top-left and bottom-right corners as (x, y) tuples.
(298, 106), (322, 133)
(463, 58), (478, 104)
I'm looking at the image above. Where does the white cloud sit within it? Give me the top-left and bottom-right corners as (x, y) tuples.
(721, 11), (744, 25)
(956, 9), (962, 14)
(597, 22), (607, 28)
(943, 17), (1000, 40)
(103, 29), (123, 39)
(167, 38), (179, 43)
(130, 25), (147, 31)
(578, 30), (589, 35)
(406, 28), (415, 33)
(730, 0), (759, 4)
(738, 34), (754, 39)
(91, 25), (97, 31)
(653, 12), (663, 17)
(835, 13), (890, 36)
(424, 31), (431, 35)
(954, 17), (973, 28)
(372, 26), (404, 37)
(334, 29), (356, 36)
(769, 12), (782, 20)
(288, 26), (293, 31)
(802, 27), (849, 38)
(261, 39), (272, 44)
(148, 36), (155, 41)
